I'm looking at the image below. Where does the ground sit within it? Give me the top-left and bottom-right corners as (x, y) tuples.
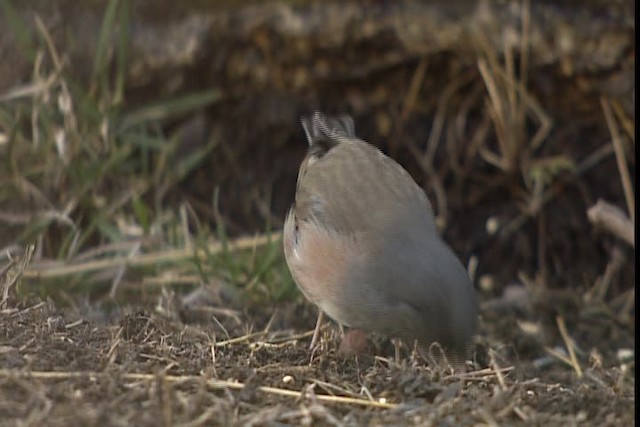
(0, 288), (634, 426)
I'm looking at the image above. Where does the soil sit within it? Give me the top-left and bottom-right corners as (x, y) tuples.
(0, 290), (634, 426)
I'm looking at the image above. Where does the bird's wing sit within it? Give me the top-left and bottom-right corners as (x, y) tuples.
(293, 135), (436, 237)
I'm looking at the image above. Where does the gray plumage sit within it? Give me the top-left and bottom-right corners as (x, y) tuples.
(284, 112), (478, 360)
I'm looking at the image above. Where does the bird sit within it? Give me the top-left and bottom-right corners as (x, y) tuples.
(283, 112), (478, 363)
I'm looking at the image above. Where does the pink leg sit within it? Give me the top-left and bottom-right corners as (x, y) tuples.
(338, 329), (368, 357)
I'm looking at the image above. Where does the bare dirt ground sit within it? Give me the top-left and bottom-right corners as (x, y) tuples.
(0, 288), (634, 426)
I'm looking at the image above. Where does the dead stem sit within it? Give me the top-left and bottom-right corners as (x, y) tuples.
(389, 58), (428, 156)
(556, 315), (583, 378)
(1, 245), (35, 308)
(500, 143), (614, 239)
(489, 349), (507, 391)
(610, 99), (635, 143)
(23, 233), (278, 279)
(587, 200), (634, 247)
(0, 369), (398, 409)
(601, 97), (635, 223)
(587, 245), (625, 302)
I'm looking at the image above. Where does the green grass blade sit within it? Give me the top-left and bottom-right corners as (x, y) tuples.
(92, 0), (120, 95)
(132, 196), (150, 235)
(0, 0), (36, 61)
(120, 90), (222, 131)
(113, 0), (130, 105)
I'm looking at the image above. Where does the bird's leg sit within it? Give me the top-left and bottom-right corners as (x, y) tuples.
(309, 310), (325, 350)
(338, 329), (368, 356)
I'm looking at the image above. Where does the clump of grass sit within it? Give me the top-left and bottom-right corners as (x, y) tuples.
(0, 0), (295, 305)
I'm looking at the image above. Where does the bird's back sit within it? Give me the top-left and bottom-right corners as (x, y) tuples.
(294, 114), (436, 238)
(286, 112), (477, 360)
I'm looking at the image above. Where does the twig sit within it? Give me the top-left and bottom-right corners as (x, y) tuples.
(23, 233), (278, 279)
(0, 71), (60, 102)
(519, 0), (531, 147)
(587, 245), (625, 302)
(477, 58), (511, 172)
(210, 344), (218, 378)
(400, 58), (428, 125)
(0, 369), (398, 409)
(311, 379), (363, 399)
(213, 331), (267, 347)
(543, 346), (573, 368)
(446, 366), (514, 382)
(406, 74), (470, 230)
(259, 328), (325, 347)
(499, 143), (614, 238)
(390, 57), (428, 155)
(0, 245), (35, 308)
(6, 301), (46, 317)
(601, 97), (635, 222)
(309, 311), (325, 350)
(481, 56), (552, 153)
(610, 99), (635, 143)
(489, 350), (507, 391)
(556, 315), (583, 378)
(587, 199), (634, 247)
(141, 275), (202, 286)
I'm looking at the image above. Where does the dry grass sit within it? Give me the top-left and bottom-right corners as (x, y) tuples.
(0, 0), (635, 425)
(0, 0), (294, 308)
(0, 302), (634, 425)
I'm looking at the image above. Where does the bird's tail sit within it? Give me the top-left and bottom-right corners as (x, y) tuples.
(301, 112), (355, 146)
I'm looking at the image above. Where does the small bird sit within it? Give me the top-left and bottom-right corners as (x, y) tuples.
(283, 112), (478, 362)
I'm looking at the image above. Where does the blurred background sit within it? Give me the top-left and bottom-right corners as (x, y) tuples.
(0, 0), (635, 344)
